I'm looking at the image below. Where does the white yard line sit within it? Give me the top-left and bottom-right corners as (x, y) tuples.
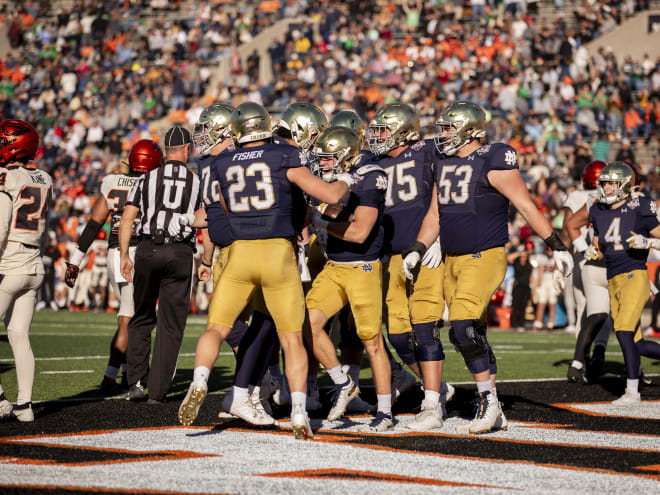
(40, 370), (94, 374)
(0, 352), (234, 363)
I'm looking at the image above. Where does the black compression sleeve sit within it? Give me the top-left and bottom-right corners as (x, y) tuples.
(77, 219), (103, 252)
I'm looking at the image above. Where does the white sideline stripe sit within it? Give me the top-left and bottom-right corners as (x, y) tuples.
(29, 332), (204, 337)
(40, 370), (94, 374)
(0, 352), (234, 363)
(35, 322), (206, 329)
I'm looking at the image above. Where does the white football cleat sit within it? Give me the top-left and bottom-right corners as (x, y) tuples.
(406, 400), (443, 431)
(0, 395), (13, 419)
(225, 394), (274, 426)
(611, 389), (641, 405)
(493, 407), (508, 431)
(456, 391), (502, 434)
(291, 409), (314, 440)
(12, 402), (33, 422)
(327, 376), (359, 421)
(178, 381), (207, 426)
(250, 392), (278, 426)
(358, 411), (393, 432)
(347, 395), (376, 413)
(391, 366), (416, 403)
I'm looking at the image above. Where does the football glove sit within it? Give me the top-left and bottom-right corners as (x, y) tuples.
(626, 231), (660, 250)
(402, 241), (426, 280)
(552, 250), (574, 278)
(335, 173), (357, 189)
(421, 238), (442, 269)
(64, 263), (79, 288)
(584, 245), (601, 261)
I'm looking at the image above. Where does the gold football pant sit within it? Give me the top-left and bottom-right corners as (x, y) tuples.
(306, 261), (383, 340)
(444, 246), (507, 322)
(385, 254), (444, 335)
(607, 269), (649, 341)
(209, 239), (303, 333)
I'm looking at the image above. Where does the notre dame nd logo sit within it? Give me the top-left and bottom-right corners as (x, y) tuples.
(362, 264), (373, 272)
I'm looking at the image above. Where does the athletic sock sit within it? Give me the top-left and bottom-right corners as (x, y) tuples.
(327, 365), (348, 385)
(193, 366), (210, 384)
(377, 394), (392, 415)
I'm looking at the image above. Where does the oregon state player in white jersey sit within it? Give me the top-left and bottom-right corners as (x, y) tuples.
(64, 139), (163, 394)
(562, 160), (613, 384)
(0, 120), (53, 422)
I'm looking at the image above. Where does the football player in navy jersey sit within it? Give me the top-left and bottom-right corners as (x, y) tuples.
(404, 101), (574, 434)
(192, 103), (281, 426)
(306, 126), (394, 432)
(367, 102), (452, 430)
(587, 161), (660, 404)
(177, 102), (354, 439)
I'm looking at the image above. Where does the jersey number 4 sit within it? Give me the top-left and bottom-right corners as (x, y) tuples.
(15, 186), (51, 232)
(226, 163), (275, 212)
(604, 217), (624, 251)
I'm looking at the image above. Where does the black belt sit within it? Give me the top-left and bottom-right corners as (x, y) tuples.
(139, 234), (192, 246)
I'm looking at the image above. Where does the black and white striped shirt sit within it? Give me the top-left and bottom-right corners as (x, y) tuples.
(127, 160), (200, 237)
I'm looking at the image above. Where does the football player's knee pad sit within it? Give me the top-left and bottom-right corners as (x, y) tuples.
(412, 321), (445, 362)
(448, 319), (489, 374)
(388, 332), (416, 366)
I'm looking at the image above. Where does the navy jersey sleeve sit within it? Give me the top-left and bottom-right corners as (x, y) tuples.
(640, 197), (660, 234)
(357, 170), (388, 209)
(280, 149), (305, 169)
(485, 143), (520, 171)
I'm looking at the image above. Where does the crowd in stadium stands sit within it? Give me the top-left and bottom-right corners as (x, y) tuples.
(1, 0), (659, 330)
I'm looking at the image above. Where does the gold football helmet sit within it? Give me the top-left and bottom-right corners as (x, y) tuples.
(366, 102), (420, 155)
(230, 102), (272, 146)
(193, 103), (234, 154)
(598, 161), (635, 204)
(274, 102), (328, 151)
(329, 110), (366, 137)
(310, 126), (362, 182)
(435, 101), (487, 155)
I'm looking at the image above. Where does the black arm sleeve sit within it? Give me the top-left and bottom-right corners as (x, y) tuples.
(77, 219), (103, 253)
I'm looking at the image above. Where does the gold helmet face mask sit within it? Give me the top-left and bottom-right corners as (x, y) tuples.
(310, 126), (362, 182)
(434, 101), (487, 156)
(366, 102), (420, 156)
(193, 103), (234, 155)
(230, 102), (272, 146)
(274, 102), (328, 152)
(597, 161), (635, 205)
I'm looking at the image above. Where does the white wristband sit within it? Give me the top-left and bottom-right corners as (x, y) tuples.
(572, 237), (589, 253)
(70, 248), (86, 266)
(650, 238), (660, 250)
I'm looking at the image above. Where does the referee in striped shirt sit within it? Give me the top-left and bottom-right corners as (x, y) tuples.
(119, 126), (201, 403)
